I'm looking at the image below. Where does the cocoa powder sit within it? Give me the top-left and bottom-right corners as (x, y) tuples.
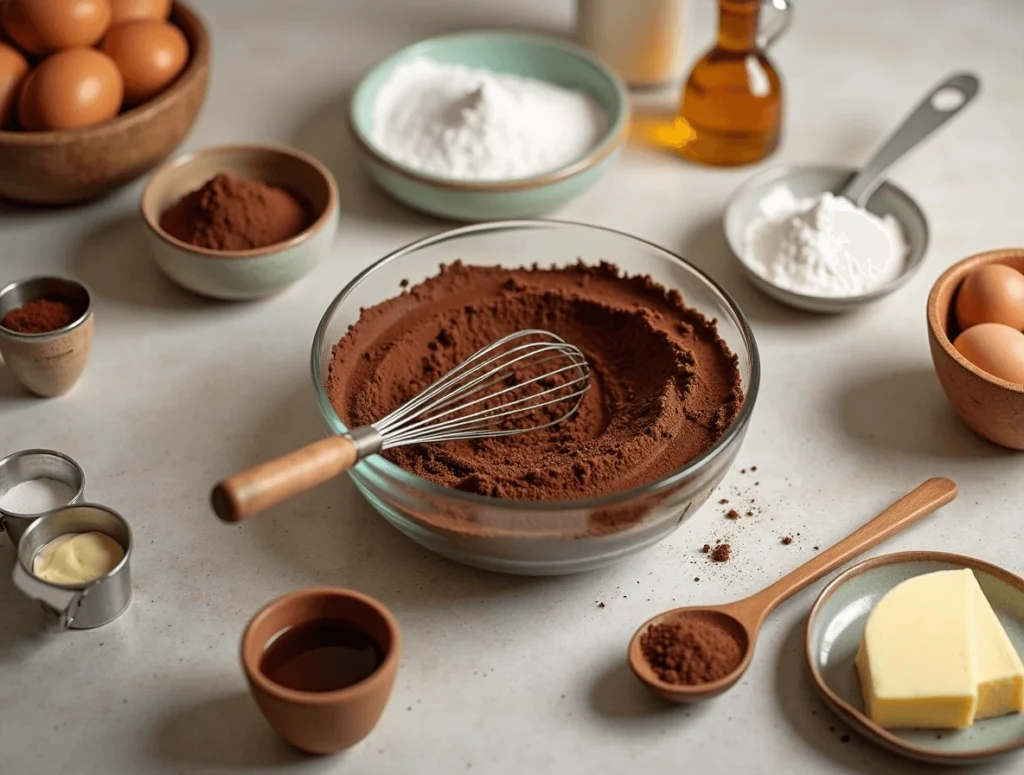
(326, 262), (744, 502)
(640, 614), (743, 685)
(160, 173), (311, 251)
(1, 298), (76, 333)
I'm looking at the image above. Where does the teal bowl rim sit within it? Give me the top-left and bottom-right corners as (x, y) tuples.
(310, 218), (761, 512)
(348, 30), (631, 191)
(805, 550), (1024, 763)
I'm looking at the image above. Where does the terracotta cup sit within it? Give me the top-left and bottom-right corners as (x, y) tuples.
(0, 277), (94, 397)
(241, 587), (401, 755)
(927, 248), (1024, 449)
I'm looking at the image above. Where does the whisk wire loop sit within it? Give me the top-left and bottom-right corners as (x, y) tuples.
(369, 329), (590, 450)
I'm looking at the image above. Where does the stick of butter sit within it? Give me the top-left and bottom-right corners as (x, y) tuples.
(855, 568), (1024, 730)
(856, 569), (979, 729)
(974, 581), (1024, 720)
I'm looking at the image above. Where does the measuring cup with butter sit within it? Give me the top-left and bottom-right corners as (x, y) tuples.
(12, 503), (133, 631)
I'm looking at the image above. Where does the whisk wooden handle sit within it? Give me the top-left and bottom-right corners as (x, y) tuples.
(211, 436), (357, 522)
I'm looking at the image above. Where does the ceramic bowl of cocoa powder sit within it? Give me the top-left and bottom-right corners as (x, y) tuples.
(141, 144), (339, 300)
(310, 220), (760, 575)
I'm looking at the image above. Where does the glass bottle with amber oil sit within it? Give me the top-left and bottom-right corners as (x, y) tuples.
(679, 0), (792, 166)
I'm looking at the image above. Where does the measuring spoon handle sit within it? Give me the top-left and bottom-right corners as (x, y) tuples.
(743, 477), (957, 624)
(841, 73), (979, 205)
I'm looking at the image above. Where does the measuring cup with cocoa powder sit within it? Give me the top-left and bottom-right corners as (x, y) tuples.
(628, 478), (957, 703)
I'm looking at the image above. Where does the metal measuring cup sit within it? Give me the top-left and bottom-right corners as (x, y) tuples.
(12, 504), (133, 631)
(0, 449), (86, 545)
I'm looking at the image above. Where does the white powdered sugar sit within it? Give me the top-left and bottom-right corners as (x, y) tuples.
(0, 477), (75, 515)
(370, 57), (608, 181)
(743, 188), (908, 297)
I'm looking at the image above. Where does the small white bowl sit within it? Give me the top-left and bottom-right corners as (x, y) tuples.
(723, 164), (929, 314)
(141, 145), (339, 301)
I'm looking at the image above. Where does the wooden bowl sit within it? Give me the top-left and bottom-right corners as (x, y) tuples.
(0, 2), (210, 205)
(927, 248), (1024, 449)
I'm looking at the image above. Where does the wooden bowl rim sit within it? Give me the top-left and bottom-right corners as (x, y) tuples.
(0, 0), (209, 145)
(139, 143), (340, 260)
(926, 248), (1024, 394)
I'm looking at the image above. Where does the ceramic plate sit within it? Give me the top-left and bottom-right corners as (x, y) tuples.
(806, 551), (1024, 766)
(722, 164), (930, 314)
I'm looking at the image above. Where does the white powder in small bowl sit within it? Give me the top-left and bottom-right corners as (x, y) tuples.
(0, 477), (76, 515)
(743, 188), (908, 297)
(370, 57), (608, 182)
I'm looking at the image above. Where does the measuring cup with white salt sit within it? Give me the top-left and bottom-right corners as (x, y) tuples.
(0, 449), (85, 545)
(724, 72), (980, 314)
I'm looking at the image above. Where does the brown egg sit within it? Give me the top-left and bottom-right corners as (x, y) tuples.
(109, 0), (171, 24)
(2, 0), (112, 54)
(0, 41), (28, 127)
(1, 0), (48, 54)
(955, 264), (1024, 332)
(101, 19), (186, 105)
(18, 47), (123, 130)
(16, 66), (40, 128)
(953, 322), (1024, 385)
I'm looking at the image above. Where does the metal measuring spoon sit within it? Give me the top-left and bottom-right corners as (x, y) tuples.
(724, 72), (980, 313)
(627, 477), (957, 703)
(839, 72), (980, 206)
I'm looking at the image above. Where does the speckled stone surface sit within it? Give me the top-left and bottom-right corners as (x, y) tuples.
(2, 1), (1024, 773)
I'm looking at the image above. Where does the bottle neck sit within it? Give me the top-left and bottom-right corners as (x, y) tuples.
(717, 0), (761, 52)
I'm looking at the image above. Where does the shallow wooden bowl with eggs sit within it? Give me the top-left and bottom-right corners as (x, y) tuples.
(927, 248), (1024, 449)
(0, 1), (208, 205)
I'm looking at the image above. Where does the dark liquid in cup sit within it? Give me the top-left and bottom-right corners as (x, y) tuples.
(260, 619), (384, 692)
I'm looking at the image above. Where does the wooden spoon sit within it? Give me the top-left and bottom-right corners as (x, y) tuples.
(627, 477), (957, 703)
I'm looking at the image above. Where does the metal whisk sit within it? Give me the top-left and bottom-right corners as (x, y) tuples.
(212, 329), (591, 522)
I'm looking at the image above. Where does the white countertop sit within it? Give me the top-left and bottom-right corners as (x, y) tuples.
(2, 1), (1023, 772)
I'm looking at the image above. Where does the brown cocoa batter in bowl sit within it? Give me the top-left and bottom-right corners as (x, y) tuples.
(327, 262), (743, 500)
(312, 221), (759, 575)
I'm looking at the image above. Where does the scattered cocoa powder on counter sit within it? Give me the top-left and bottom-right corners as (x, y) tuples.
(781, 536), (793, 545)
(701, 544), (711, 553)
(160, 172), (312, 251)
(718, 498), (729, 504)
(1, 298), (76, 334)
(711, 543), (731, 562)
(327, 262), (745, 506)
(640, 614), (743, 685)
(725, 509), (740, 520)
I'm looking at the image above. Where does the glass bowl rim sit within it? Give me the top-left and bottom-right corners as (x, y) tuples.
(310, 218), (761, 511)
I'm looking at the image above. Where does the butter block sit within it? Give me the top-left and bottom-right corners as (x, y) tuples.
(972, 581), (1024, 720)
(855, 569), (978, 729)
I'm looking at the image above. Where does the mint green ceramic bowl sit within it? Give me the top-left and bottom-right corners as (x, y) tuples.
(349, 31), (629, 221)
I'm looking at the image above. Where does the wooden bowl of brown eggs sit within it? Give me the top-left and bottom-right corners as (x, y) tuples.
(0, 0), (208, 205)
(927, 248), (1024, 449)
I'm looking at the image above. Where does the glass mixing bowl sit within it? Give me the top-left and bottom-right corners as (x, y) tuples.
(312, 220), (760, 575)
